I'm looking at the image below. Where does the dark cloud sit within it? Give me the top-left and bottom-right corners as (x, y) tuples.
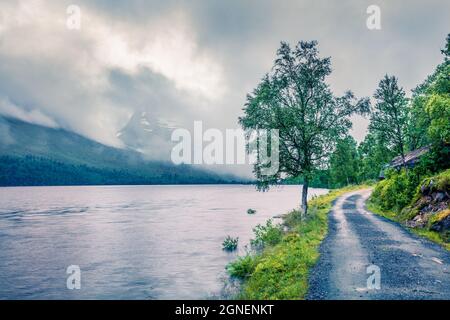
(0, 0), (449, 172)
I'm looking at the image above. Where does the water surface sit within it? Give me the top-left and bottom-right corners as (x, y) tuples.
(0, 185), (328, 299)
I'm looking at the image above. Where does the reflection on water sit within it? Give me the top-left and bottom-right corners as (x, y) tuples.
(0, 185), (328, 299)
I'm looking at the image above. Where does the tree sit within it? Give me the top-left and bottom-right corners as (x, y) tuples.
(239, 41), (369, 215)
(329, 136), (360, 187)
(424, 36), (450, 145)
(407, 34), (450, 171)
(408, 34), (450, 150)
(358, 131), (396, 181)
(369, 75), (409, 166)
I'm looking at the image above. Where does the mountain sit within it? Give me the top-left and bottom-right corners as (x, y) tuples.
(0, 116), (244, 186)
(117, 111), (175, 159)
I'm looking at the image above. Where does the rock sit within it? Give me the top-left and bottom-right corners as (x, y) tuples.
(421, 184), (428, 194)
(421, 180), (434, 195)
(408, 212), (432, 228)
(430, 215), (450, 233)
(433, 192), (446, 203)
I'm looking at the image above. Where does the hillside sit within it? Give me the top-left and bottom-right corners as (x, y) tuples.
(369, 169), (450, 249)
(0, 116), (244, 186)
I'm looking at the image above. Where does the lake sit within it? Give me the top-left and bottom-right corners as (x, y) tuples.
(0, 185), (328, 299)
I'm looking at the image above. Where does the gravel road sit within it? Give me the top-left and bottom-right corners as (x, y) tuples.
(307, 189), (450, 300)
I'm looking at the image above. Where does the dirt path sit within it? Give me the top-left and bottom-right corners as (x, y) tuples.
(307, 189), (450, 300)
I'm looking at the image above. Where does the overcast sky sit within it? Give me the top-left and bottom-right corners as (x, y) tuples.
(0, 0), (449, 149)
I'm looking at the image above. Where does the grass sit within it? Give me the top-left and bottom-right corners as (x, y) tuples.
(366, 201), (398, 221)
(367, 201), (450, 251)
(226, 184), (368, 300)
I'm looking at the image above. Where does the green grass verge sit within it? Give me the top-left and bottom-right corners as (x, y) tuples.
(366, 201), (450, 251)
(227, 185), (368, 300)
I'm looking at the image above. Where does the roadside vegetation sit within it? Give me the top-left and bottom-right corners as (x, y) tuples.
(368, 169), (450, 250)
(227, 185), (367, 299)
(229, 34), (449, 298)
(366, 34), (450, 250)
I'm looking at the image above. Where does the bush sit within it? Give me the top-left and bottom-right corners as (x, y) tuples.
(371, 168), (421, 212)
(250, 219), (283, 249)
(371, 168), (450, 213)
(226, 255), (259, 279)
(222, 236), (239, 251)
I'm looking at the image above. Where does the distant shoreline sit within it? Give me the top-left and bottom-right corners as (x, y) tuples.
(0, 182), (257, 188)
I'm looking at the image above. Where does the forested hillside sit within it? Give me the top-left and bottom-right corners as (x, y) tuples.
(0, 117), (243, 186)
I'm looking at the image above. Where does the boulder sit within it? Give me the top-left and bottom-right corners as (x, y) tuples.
(432, 192), (447, 203)
(430, 214), (450, 233)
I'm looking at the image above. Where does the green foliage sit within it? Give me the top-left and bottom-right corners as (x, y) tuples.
(358, 131), (396, 181)
(329, 136), (360, 187)
(369, 75), (409, 163)
(250, 219), (283, 249)
(228, 185), (367, 299)
(420, 168), (450, 193)
(413, 228), (450, 251)
(222, 236), (239, 251)
(239, 40), (369, 212)
(283, 170), (331, 189)
(367, 201), (450, 251)
(370, 169), (421, 213)
(408, 35), (450, 150)
(0, 155), (242, 186)
(408, 93), (432, 150)
(426, 93), (450, 144)
(226, 255), (259, 279)
(369, 169), (450, 250)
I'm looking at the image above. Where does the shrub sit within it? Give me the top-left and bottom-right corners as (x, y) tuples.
(222, 236), (239, 251)
(371, 168), (421, 212)
(226, 255), (259, 279)
(250, 219), (283, 249)
(283, 210), (302, 230)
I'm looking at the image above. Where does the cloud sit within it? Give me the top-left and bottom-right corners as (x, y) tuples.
(0, 0), (449, 175)
(0, 96), (58, 128)
(0, 0), (225, 147)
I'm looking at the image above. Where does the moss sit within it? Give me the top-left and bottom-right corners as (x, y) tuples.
(419, 168), (450, 194)
(429, 209), (450, 225)
(227, 184), (368, 300)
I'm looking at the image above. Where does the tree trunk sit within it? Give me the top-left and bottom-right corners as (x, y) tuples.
(301, 177), (309, 217)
